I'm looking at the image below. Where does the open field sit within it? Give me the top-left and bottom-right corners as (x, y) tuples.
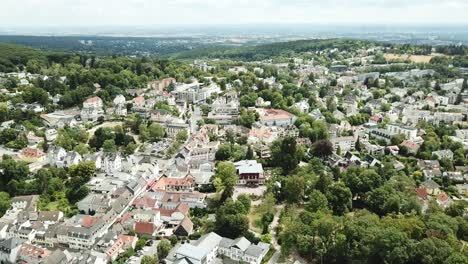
(384, 53), (436, 63)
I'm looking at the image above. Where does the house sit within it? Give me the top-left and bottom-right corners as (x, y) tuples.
(172, 232), (270, 264)
(415, 187), (428, 200)
(81, 96), (104, 122)
(165, 120), (190, 138)
(134, 222), (156, 237)
(259, 109), (297, 127)
(293, 100), (310, 113)
(132, 210), (160, 224)
(208, 97), (240, 124)
(133, 196), (156, 210)
(147, 78), (176, 91)
(418, 160), (440, 170)
(174, 216), (194, 237)
(330, 136), (355, 153)
(113, 95), (127, 116)
(101, 152), (122, 174)
(172, 232), (222, 264)
(11, 195), (39, 212)
(77, 194), (110, 214)
(218, 236), (270, 264)
(436, 192), (453, 208)
(234, 160), (265, 185)
(309, 109), (325, 121)
(104, 235), (137, 261)
(42, 249), (73, 264)
(0, 237), (23, 263)
(37, 211), (63, 225)
(423, 169), (442, 180)
(20, 148), (45, 162)
(432, 150), (454, 160)
(386, 123), (418, 140)
(26, 131), (43, 146)
(421, 180), (441, 195)
(152, 175), (195, 193)
(18, 243), (51, 264)
(401, 140), (420, 154)
(443, 172), (466, 182)
(48, 147), (82, 169)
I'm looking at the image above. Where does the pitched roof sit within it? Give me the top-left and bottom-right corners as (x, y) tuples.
(81, 216), (102, 228)
(134, 222), (155, 235)
(133, 196), (156, 209)
(175, 217), (193, 235)
(38, 211), (62, 222)
(415, 187), (428, 200)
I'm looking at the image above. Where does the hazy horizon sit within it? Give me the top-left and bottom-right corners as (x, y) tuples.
(1, 0), (468, 29)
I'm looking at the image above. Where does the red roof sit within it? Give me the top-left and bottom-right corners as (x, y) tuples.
(22, 148), (44, 158)
(134, 222), (155, 235)
(84, 96), (102, 103)
(133, 196), (156, 209)
(81, 216), (102, 228)
(415, 187), (428, 200)
(117, 212), (132, 223)
(261, 109), (295, 121)
(402, 140), (419, 150)
(437, 192), (449, 202)
(133, 96), (145, 103)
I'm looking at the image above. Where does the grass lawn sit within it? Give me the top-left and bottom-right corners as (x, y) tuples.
(247, 206), (265, 233)
(261, 247), (276, 264)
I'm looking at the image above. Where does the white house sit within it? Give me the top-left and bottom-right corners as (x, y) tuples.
(81, 96), (104, 122)
(113, 95), (127, 116)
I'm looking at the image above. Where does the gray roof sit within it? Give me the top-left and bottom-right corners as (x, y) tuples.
(234, 160), (263, 174)
(232, 237), (251, 251)
(245, 244), (269, 258)
(0, 237), (23, 251)
(176, 232), (222, 261)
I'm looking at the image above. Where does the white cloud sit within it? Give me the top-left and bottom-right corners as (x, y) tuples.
(0, 0), (467, 27)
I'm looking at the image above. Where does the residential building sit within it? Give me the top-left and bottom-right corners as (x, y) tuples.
(0, 237), (23, 263)
(258, 109), (297, 127)
(386, 123), (418, 140)
(234, 160), (265, 185)
(113, 95), (127, 116)
(81, 96), (104, 122)
(172, 232), (269, 264)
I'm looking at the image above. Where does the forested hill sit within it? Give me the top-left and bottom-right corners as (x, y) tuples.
(168, 39), (379, 61)
(0, 43), (71, 72)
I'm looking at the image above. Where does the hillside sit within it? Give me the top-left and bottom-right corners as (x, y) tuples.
(168, 38), (379, 61)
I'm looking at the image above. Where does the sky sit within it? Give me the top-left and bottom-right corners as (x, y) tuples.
(1, 0), (468, 28)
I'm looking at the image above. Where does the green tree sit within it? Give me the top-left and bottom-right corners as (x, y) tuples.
(176, 129), (188, 142)
(215, 199), (249, 238)
(415, 237), (452, 264)
(326, 182), (352, 215)
(141, 255), (158, 264)
(370, 228), (414, 264)
(306, 190), (329, 212)
(310, 140), (333, 158)
(102, 139), (117, 152)
(237, 194), (252, 213)
(0, 192), (11, 217)
(157, 239), (172, 260)
(214, 162), (238, 201)
(284, 175), (305, 204)
(342, 167), (384, 199)
(149, 123), (165, 141)
(271, 137), (303, 174)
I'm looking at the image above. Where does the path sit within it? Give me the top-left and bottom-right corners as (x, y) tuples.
(268, 204), (284, 264)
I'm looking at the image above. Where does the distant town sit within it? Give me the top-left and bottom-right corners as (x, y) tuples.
(0, 37), (466, 264)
